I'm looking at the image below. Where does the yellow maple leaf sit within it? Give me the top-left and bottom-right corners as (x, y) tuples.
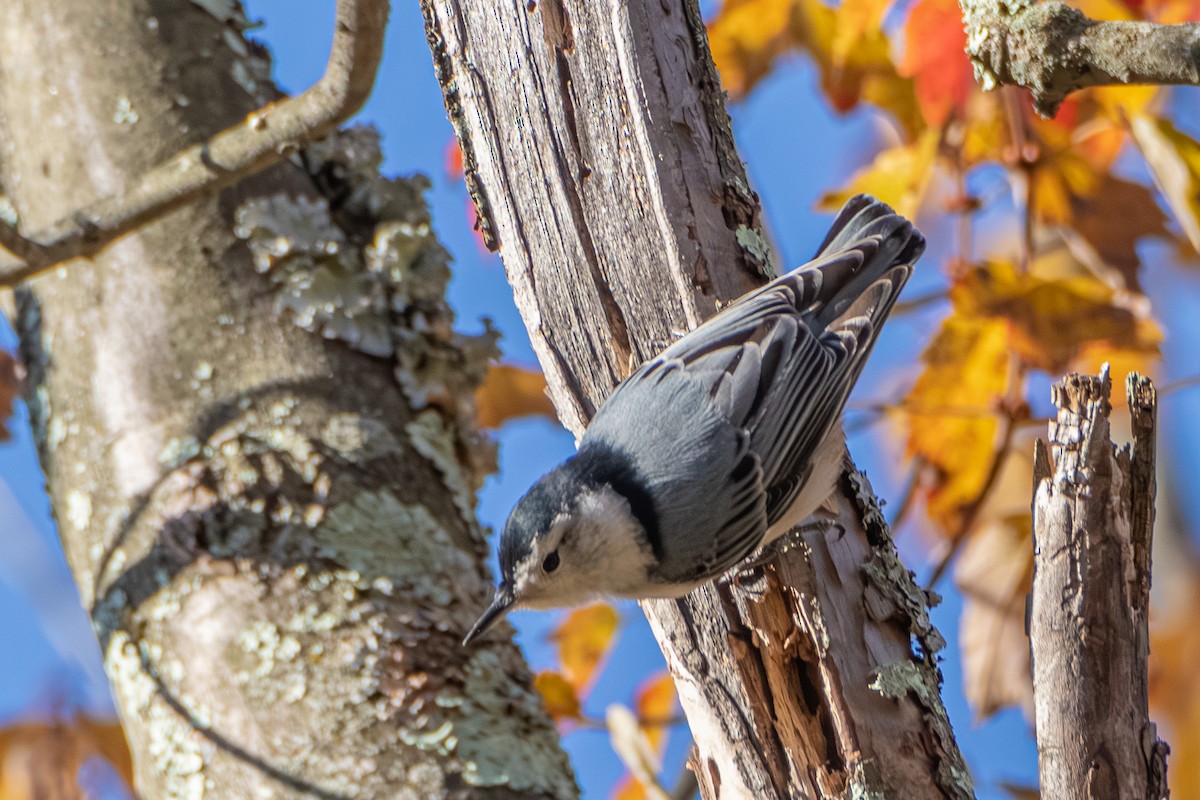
(708, 0), (922, 134)
(551, 603), (620, 693)
(830, 0), (890, 66)
(533, 670), (583, 722)
(819, 128), (939, 220)
(902, 313), (1011, 533)
(954, 259), (1161, 374)
(612, 777), (649, 800)
(1031, 145), (1103, 224)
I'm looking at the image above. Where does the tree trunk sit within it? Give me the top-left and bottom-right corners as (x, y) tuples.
(421, 0), (973, 796)
(0, 1), (574, 797)
(1031, 369), (1170, 798)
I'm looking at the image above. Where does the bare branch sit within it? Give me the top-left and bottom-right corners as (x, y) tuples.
(960, 0), (1200, 116)
(1030, 367), (1170, 797)
(0, 0), (389, 286)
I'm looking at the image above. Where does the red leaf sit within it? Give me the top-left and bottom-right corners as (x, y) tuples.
(899, 0), (973, 127)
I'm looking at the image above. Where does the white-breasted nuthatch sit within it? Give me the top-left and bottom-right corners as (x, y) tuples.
(464, 195), (924, 645)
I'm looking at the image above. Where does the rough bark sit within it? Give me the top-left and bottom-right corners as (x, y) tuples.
(422, 0), (972, 797)
(1030, 368), (1170, 799)
(959, 0), (1200, 116)
(0, 1), (575, 798)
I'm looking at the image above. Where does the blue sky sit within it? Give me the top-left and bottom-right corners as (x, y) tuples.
(12, 1), (1200, 797)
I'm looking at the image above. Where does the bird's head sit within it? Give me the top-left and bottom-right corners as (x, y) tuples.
(462, 458), (655, 645)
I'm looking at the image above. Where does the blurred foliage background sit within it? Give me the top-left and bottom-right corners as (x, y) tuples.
(1, 0), (1199, 797)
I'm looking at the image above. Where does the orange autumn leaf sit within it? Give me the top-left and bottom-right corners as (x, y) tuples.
(707, 0), (799, 100)
(1068, 174), (1168, 292)
(1146, 0), (1200, 22)
(708, 0), (922, 134)
(953, 259), (1161, 375)
(552, 603), (619, 693)
(474, 363), (557, 429)
(792, 0), (922, 133)
(901, 313), (1010, 533)
(444, 138), (464, 180)
(534, 670), (583, 722)
(613, 777), (648, 800)
(0, 715), (132, 800)
(898, 0), (974, 127)
(634, 672), (678, 754)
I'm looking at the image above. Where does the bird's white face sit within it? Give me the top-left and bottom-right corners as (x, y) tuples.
(510, 484), (658, 609)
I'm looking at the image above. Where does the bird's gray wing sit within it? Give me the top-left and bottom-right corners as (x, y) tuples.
(583, 359), (769, 584)
(651, 195), (922, 523)
(585, 195), (923, 582)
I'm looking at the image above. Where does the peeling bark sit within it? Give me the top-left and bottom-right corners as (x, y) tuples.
(959, 0), (1200, 116)
(0, 1), (575, 797)
(422, 0), (973, 796)
(1031, 368), (1170, 799)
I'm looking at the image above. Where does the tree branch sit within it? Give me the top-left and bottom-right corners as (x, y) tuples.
(1030, 367), (1170, 797)
(960, 0), (1200, 116)
(0, 0), (389, 286)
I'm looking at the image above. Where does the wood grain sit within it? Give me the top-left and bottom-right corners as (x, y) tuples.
(1031, 369), (1170, 798)
(422, 0), (972, 795)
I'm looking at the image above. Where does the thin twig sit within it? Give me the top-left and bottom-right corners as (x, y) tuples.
(1159, 373), (1200, 396)
(1001, 87), (1036, 271)
(891, 289), (949, 316)
(0, 0), (389, 286)
(886, 461), (922, 534)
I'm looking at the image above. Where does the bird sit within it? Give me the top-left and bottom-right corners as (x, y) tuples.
(463, 195), (924, 646)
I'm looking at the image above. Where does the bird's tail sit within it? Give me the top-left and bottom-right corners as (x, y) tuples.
(808, 194), (924, 332)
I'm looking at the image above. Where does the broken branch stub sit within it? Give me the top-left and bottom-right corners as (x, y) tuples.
(1030, 367), (1169, 799)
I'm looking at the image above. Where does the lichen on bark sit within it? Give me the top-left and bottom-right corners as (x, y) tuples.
(0, 1), (576, 796)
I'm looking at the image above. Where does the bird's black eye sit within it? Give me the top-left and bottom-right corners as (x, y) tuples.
(542, 551), (560, 573)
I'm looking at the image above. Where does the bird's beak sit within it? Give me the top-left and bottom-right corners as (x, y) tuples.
(462, 585), (516, 646)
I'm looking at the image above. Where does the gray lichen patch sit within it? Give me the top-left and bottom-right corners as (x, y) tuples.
(314, 488), (477, 611)
(870, 662), (974, 797)
(321, 413), (404, 460)
(233, 126), (502, 505)
(734, 225), (772, 272)
(862, 552), (946, 660)
(446, 649), (578, 796)
(106, 632), (213, 800)
(407, 410), (491, 525)
(848, 468), (947, 662)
